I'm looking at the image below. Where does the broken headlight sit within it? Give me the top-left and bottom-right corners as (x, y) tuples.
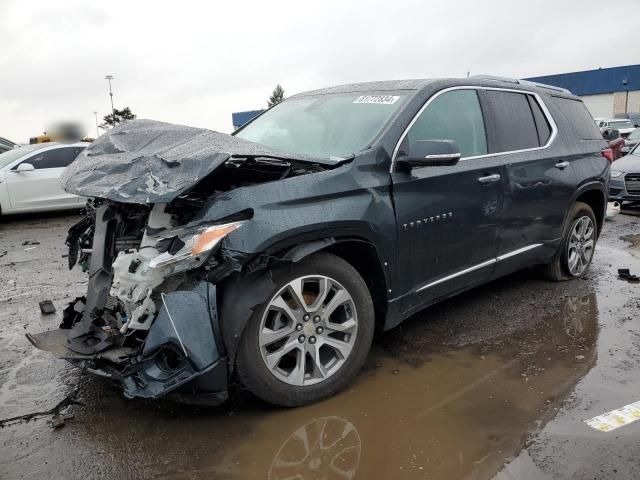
(149, 221), (245, 274)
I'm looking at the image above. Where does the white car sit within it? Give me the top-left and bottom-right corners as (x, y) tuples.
(0, 142), (87, 215)
(596, 119), (636, 137)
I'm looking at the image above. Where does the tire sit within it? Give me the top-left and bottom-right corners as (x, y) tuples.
(540, 201), (598, 281)
(236, 252), (375, 407)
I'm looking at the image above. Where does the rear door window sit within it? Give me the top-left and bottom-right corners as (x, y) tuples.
(403, 89), (487, 158)
(481, 91), (540, 152)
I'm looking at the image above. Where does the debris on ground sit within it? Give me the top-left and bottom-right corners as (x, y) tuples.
(618, 268), (640, 282)
(22, 240), (41, 246)
(47, 413), (75, 429)
(0, 251), (7, 258)
(39, 300), (56, 315)
(0, 393), (84, 428)
(606, 201), (621, 220)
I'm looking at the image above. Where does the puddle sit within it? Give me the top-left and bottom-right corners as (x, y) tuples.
(1, 283), (599, 480)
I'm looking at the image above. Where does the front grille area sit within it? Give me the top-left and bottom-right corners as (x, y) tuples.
(625, 174), (640, 196)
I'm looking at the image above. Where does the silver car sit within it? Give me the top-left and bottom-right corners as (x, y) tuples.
(609, 143), (640, 202)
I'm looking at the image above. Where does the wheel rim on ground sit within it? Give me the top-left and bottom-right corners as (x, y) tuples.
(567, 215), (595, 276)
(259, 275), (358, 386)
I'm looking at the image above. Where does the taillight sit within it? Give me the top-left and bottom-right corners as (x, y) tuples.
(601, 148), (614, 162)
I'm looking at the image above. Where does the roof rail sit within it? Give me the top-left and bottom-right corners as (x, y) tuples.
(518, 79), (572, 94)
(471, 74), (519, 84)
(471, 75), (573, 94)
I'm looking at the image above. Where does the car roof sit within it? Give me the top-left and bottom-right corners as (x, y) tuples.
(293, 79), (434, 97)
(291, 76), (578, 99)
(18, 141), (88, 149)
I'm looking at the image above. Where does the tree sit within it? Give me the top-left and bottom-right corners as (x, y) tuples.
(100, 107), (136, 130)
(267, 85), (285, 108)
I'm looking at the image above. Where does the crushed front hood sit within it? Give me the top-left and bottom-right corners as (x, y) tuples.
(62, 119), (337, 204)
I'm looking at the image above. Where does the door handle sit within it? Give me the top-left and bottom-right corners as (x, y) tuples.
(477, 174), (501, 184)
(555, 161), (570, 169)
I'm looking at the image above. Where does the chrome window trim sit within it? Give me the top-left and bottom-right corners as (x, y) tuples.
(423, 153), (461, 160)
(414, 243), (543, 293)
(390, 86), (559, 173)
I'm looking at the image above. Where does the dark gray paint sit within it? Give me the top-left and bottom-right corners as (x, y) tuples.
(34, 77), (610, 403)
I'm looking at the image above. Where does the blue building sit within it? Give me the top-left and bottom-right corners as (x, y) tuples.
(524, 64), (640, 118)
(231, 109), (264, 130)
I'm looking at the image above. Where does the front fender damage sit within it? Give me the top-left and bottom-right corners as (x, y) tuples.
(122, 283), (227, 403)
(26, 119), (344, 405)
(28, 282), (228, 404)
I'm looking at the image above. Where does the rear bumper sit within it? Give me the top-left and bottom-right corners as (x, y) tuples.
(27, 282), (229, 406)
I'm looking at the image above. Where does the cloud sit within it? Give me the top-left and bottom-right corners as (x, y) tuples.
(0, 0), (638, 142)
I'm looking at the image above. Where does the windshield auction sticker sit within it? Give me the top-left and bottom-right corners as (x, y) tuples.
(353, 95), (400, 104)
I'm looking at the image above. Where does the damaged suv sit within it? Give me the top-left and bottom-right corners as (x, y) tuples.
(29, 77), (609, 407)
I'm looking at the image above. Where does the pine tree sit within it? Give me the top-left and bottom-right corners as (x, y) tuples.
(267, 85), (285, 108)
(100, 107), (137, 129)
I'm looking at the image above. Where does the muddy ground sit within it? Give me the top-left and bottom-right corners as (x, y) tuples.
(0, 207), (639, 480)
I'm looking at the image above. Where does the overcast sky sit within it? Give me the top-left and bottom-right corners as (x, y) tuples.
(0, 0), (637, 143)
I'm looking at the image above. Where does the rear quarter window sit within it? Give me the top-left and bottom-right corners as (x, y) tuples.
(552, 97), (603, 140)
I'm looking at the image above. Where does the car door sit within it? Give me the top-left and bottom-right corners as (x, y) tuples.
(6, 146), (81, 211)
(391, 88), (505, 314)
(478, 90), (578, 277)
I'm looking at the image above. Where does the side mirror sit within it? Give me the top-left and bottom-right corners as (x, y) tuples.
(397, 140), (461, 171)
(16, 163), (35, 172)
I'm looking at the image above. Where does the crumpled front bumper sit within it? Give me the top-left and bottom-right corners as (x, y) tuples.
(27, 282), (229, 406)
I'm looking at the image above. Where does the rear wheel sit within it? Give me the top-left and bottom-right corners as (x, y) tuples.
(236, 252), (374, 407)
(540, 201), (597, 281)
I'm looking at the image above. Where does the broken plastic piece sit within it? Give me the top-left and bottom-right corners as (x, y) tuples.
(618, 268), (640, 282)
(39, 300), (56, 315)
(605, 201), (620, 220)
(48, 413), (74, 429)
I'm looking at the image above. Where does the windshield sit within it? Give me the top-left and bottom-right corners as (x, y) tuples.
(0, 144), (50, 169)
(628, 128), (640, 140)
(609, 120), (634, 129)
(235, 93), (408, 159)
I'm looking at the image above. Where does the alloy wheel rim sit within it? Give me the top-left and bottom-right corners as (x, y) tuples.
(567, 215), (595, 276)
(259, 275), (358, 386)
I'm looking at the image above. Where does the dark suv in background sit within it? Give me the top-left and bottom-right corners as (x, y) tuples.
(30, 76), (610, 407)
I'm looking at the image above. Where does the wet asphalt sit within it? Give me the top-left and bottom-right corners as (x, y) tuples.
(0, 207), (639, 480)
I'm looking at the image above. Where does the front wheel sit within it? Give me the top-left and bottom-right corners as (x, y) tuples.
(540, 201), (598, 281)
(236, 252), (375, 407)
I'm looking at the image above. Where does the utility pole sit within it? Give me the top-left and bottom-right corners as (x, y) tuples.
(93, 111), (99, 138)
(105, 75), (116, 127)
(622, 79), (629, 114)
